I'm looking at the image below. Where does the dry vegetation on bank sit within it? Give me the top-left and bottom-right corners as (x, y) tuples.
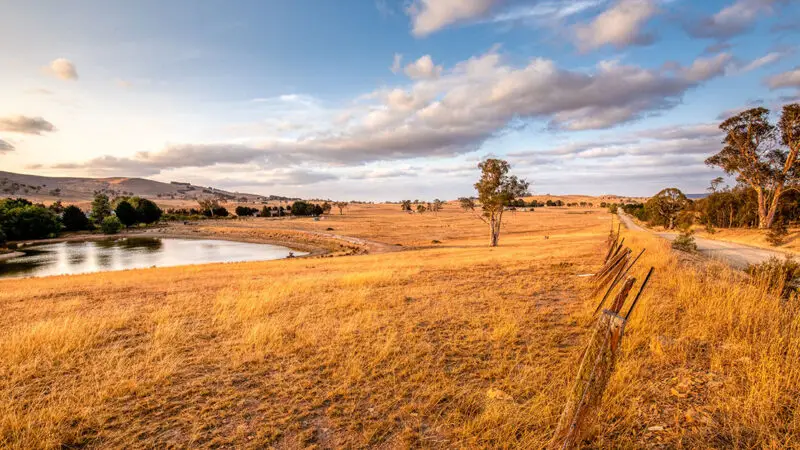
(1, 205), (798, 448)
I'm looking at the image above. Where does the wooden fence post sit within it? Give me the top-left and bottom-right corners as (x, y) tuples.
(549, 310), (627, 449)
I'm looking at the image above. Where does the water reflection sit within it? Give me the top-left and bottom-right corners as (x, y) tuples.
(0, 238), (305, 279)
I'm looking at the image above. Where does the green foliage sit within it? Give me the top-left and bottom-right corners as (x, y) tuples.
(90, 194), (112, 223)
(646, 188), (688, 229)
(706, 104), (800, 229)
(607, 203), (618, 214)
(474, 158), (529, 247)
(100, 216), (123, 234)
(401, 200), (412, 211)
(0, 198), (61, 240)
(135, 198), (162, 224)
(235, 206), (259, 217)
(62, 205), (90, 231)
(115, 201), (138, 227)
(259, 206), (272, 217)
(458, 197), (475, 211)
(671, 230), (698, 253)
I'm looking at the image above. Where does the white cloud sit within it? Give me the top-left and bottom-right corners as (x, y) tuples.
(766, 67), (800, 89)
(404, 55), (443, 79)
(47, 58), (78, 80)
(686, 0), (782, 39)
(55, 50), (730, 175)
(407, 0), (500, 36)
(490, 0), (606, 24)
(574, 0), (658, 51)
(0, 116), (57, 135)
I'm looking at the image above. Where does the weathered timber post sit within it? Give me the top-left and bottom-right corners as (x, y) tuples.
(549, 310), (627, 449)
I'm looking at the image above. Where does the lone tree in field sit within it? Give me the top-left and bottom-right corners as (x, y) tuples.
(465, 158), (529, 247)
(706, 104), (800, 229)
(400, 200), (412, 211)
(459, 197), (476, 211)
(335, 201), (348, 215)
(646, 188), (687, 230)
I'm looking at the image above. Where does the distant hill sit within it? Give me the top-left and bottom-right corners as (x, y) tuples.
(0, 171), (294, 203)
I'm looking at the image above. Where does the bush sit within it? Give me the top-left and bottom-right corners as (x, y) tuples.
(135, 198), (163, 224)
(746, 257), (800, 297)
(766, 220), (789, 247)
(671, 230), (697, 253)
(0, 199), (61, 240)
(115, 201), (138, 227)
(101, 216), (123, 234)
(236, 206), (259, 217)
(62, 205), (90, 231)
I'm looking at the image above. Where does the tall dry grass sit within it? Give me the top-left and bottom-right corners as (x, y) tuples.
(0, 207), (798, 448)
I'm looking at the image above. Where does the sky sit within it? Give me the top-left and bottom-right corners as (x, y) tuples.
(1, 0), (799, 201)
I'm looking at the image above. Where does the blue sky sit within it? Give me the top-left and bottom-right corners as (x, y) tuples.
(1, 0), (799, 200)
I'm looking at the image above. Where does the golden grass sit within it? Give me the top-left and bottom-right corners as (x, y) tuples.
(1, 206), (798, 448)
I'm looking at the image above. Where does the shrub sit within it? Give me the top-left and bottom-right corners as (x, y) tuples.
(766, 220), (789, 247)
(101, 216), (123, 234)
(671, 230), (697, 253)
(135, 198), (163, 224)
(0, 200), (61, 240)
(62, 205), (90, 231)
(115, 201), (138, 227)
(746, 257), (800, 297)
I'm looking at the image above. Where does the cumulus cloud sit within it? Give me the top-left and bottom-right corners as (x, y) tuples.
(47, 58), (78, 80)
(404, 55), (442, 79)
(407, 0), (500, 36)
(55, 49), (730, 176)
(685, 0), (783, 39)
(679, 53), (733, 82)
(0, 139), (15, 153)
(766, 67), (800, 89)
(0, 116), (57, 135)
(573, 0), (658, 51)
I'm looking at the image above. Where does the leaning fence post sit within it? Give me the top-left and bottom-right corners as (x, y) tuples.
(549, 310), (627, 450)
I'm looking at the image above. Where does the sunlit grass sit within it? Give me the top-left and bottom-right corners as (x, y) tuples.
(1, 205), (798, 447)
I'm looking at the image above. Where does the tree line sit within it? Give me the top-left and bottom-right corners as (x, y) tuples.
(0, 193), (164, 243)
(611, 103), (800, 238)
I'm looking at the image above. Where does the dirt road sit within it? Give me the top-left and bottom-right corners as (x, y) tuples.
(617, 213), (788, 269)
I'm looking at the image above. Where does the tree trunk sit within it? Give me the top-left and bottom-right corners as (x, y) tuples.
(756, 188), (768, 229)
(764, 186), (783, 230)
(489, 211), (502, 247)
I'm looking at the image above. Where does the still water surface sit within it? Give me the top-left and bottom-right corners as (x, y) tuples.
(0, 238), (305, 279)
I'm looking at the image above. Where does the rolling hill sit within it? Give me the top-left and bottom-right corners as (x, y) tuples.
(0, 171), (291, 203)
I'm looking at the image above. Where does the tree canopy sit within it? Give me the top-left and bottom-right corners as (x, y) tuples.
(706, 103), (800, 228)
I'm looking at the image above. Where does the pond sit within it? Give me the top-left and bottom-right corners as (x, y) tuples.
(0, 237), (306, 279)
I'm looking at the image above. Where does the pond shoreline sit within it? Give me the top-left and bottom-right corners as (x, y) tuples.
(5, 225), (359, 259)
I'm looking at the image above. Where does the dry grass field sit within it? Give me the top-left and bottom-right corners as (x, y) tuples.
(1, 205), (798, 448)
